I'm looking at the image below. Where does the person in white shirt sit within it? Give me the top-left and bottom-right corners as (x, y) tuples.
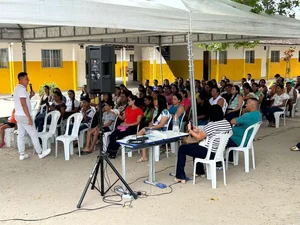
(262, 84), (289, 127)
(64, 90), (80, 118)
(13, 72), (51, 160)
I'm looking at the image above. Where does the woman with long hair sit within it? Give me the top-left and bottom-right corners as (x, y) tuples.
(136, 95), (170, 162)
(39, 85), (52, 109)
(113, 86), (122, 106)
(209, 87), (227, 115)
(225, 85), (243, 121)
(168, 93), (185, 127)
(196, 92), (211, 126)
(242, 83), (257, 101)
(80, 85), (89, 100)
(107, 95), (143, 158)
(64, 90), (80, 118)
(140, 96), (155, 129)
(151, 90), (159, 108)
(174, 105), (232, 183)
(35, 91), (66, 132)
(252, 83), (264, 106)
(179, 89), (191, 118)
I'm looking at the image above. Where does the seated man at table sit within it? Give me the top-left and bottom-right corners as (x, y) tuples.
(226, 98), (262, 162)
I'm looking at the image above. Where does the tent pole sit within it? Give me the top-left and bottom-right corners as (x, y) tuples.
(159, 36), (163, 84)
(187, 13), (197, 126)
(123, 47), (127, 86)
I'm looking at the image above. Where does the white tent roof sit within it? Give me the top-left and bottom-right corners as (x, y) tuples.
(0, 0), (300, 39)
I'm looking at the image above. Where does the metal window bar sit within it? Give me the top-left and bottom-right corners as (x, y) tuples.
(42, 49), (62, 68)
(0, 48), (9, 68)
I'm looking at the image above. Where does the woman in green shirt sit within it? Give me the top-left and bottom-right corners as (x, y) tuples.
(139, 96), (155, 129)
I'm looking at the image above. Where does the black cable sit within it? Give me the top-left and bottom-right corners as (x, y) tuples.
(0, 204), (118, 222)
(0, 159), (188, 222)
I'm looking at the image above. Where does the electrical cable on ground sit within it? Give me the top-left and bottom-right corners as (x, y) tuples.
(3, 123), (298, 222)
(0, 162), (183, 222)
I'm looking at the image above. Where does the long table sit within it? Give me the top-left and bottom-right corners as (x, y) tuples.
(117, 131), (188, 189)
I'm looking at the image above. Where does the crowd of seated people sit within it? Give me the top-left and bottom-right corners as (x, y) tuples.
(25, 72), (297, 163)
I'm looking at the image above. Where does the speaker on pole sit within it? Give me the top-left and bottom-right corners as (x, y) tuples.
(86, 46), (115, 93)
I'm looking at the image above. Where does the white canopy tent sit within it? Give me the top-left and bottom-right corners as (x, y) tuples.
(1, 0), (300, 124)
(0, 0), (300, 37)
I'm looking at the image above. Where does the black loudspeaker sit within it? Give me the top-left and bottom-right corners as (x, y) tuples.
(86, 46), (115, 93)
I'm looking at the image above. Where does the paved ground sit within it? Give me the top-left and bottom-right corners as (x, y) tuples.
(0, 117), (300, 225)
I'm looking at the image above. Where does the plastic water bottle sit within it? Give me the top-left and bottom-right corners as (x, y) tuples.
(172, 114), (180, 133)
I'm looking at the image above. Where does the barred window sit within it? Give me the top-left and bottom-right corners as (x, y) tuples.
(0, 48), (9, 68)
(129, 54), (134, 62)
(245, 50), (255, 64)
(271, 51), (280, 63)
(41, 49), (62, 68)
(219, 51), (227, 64)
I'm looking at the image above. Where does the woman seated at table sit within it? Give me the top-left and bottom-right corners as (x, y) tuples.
(168, 93), (185, 129)
(136, 95), (170, 163)
(174, 105), (232, 183)
(106, 95), (144, 159)
(225, 85), (243, 121)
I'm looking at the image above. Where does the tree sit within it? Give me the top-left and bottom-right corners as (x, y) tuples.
(199, 0), (299, 52)
(233, 0), (299, 18)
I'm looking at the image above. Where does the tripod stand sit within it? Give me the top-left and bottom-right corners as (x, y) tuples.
(77, 93), (137, 209)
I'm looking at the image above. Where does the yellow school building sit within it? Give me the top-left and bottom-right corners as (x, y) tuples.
(0, 42), (299, 94)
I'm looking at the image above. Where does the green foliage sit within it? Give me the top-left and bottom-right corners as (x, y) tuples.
(198, 0), (298, 52)
(232, 0), (299, 17)
(198, 41), (259, 52)
(233, 41), (260, 49)
(38, 82), (58, 96)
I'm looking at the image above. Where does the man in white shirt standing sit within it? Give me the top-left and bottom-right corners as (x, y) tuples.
(14, 72), (51, 160)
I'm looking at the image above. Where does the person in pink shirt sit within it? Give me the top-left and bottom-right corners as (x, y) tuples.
(163, 85), (173, 106)
(179, 89), (191, 117)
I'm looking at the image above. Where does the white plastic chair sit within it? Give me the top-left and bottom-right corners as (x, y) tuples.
(274, 100), (288, 128)
(225, 122), (261, 173)
(30, 100), (38, 110)
(193, 131), (233, 189)
(239, 101), (245, 116)
(102, 118), (118, 153)
(39, 104), (48, 114)
(290, 98), (298, 118)
(79, 108), (96, 148)
(4, 128), (15, 148)
(164, 116), (173, 159)
(37, 111), (61, 150)
(55, 113), (83, 160)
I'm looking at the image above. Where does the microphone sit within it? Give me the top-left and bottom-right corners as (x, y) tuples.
(29, 83), (33, 92)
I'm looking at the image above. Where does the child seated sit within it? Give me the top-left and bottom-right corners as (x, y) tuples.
(0, 109), (17, 148)
(81, 101), (116, 155)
